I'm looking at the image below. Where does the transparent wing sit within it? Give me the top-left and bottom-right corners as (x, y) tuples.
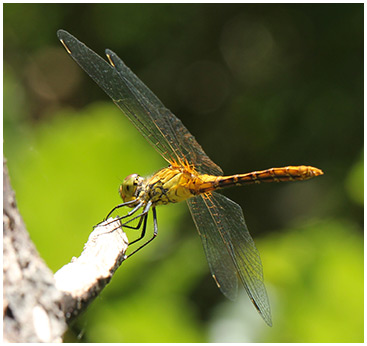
(57, 30), (222, 176)
(187, 195), (239, 300)
(187, 192), (272, 326)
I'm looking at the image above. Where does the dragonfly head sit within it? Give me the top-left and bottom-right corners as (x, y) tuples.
(119, 173), (143, 204)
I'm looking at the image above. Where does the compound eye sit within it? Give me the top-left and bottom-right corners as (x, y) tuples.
(119, 174), (139, 202)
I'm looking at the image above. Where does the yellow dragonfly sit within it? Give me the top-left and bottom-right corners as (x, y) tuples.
(58, 30), (323, 326)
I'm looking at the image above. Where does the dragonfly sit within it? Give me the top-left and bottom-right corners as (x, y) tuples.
(57, 29), (323, 327)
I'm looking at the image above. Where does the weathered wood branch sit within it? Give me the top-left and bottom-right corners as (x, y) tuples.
(3, 159), (129, 342)
(54, 219), (128, 323)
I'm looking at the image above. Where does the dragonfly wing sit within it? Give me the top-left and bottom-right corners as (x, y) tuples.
(187, 192), (272, 326)
(105, 50), (223, 176)
(187, 195), (238, 300)
(57, 30), (222, 176)
(57, 30), (176, 165)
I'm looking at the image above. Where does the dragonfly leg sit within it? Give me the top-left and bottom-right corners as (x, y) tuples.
(95, 201), (145, 229)
(121, 201), (152, 243)
(105, 199), (139, 220)
(94, 202), (152, 238)
(128, 213), (148, 245)
(121, 213), (145, 230)
(126, 206), (158, 258)
(121, 202), (150, 230)
(94, 202), (147, 236)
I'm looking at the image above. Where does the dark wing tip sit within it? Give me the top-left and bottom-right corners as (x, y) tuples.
(56, 30), (76, 55)
(105, 48), (114, 56)
(105, 49), (118, 67)
(105, 49), (124, 68)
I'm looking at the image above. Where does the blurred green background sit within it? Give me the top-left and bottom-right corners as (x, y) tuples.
(4, 3), (363, 342)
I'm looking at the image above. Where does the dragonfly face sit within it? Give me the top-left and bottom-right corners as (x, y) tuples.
(58, 29), (324, 327)
(119, 173), (144, 205)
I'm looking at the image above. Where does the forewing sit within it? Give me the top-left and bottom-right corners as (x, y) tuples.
(57, 30), (222, 176)
(105, 49), (223, 176)
(187, 192), (272, 326)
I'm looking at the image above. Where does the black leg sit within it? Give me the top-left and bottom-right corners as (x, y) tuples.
(94, 201), (145, 234)
(126, 206), (158, 258)
(100, 201), (145, 229)
(128, 213), (148, 245)
(105, 199), (138, 220)
(119, 201), (147, 227)
(94, 200), (140, 229)
(121, 209), (147, 230)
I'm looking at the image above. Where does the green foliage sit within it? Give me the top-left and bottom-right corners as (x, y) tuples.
(345, 151), (363, 206)
(262, 220), (363, 342)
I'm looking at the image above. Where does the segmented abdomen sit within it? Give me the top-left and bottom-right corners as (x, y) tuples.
(198, 165), (323, 193)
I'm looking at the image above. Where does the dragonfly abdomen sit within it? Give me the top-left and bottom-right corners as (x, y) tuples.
(198, 165), (323, 193)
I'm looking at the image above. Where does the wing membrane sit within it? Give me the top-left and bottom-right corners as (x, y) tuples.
(187, 192), (272, 326)
(57, 30), (222, 176)
(187, 195), (238, 300)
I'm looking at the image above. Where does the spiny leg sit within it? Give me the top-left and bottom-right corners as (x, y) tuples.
(118, 202), (152, 229)
(128, 213), (148, 245)
(105, 199), (139, 220)
(94, 201), (145, 235)
(94, 200), (140, 229)
(121, 202), (151, 231)
(122, 213), (146, 231)
(126, 206), (158, 258)
(122, 201), (152, 245)
(102, 201), (145, 229)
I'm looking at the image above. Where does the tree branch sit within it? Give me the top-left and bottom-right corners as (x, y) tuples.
(3, 159), (129, 342)
(54, 219), (128, 323)
(3, 159), (67, 342)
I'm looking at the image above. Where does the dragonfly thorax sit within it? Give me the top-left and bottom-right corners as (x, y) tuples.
(120, 166), (204, 207)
